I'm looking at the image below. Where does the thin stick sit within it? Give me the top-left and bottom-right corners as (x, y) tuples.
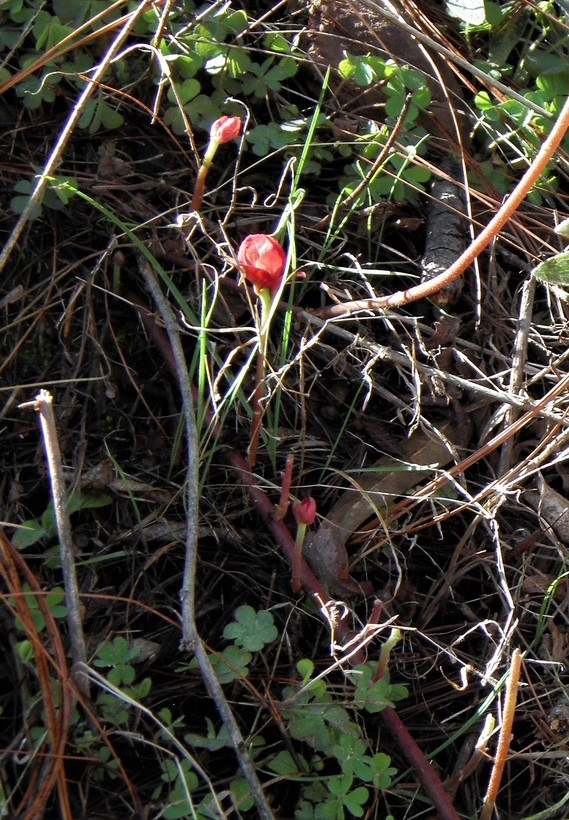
(296, 307), (568, 424)
(498, 275), (536, 474)
(137, 259), (274, 820)
(138, 263), (200, 648)
(19, 390), (89, 699)
(317, 94), (569, 316)
(481, 648), (523, 820)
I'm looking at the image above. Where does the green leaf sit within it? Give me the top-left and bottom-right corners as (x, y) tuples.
(168, 77), (200, 105)
(297, 658), (315, 684)
(12, 519), (47, 548)
(328, 774), (353, 797)
(532, 252), (569, 286)
(45, 587), (67, 619)
(338, 53), (375, 86)
(369, 753), (398, 790)
(246, 122), (298, 156)
(224, 9), (248, 35)
(265, 32), (294, 53)
(352, 664), (408, 713)
(184, 718), (232, 751)
(332, 734), (368, 776)
(474, 90), (500, 120)
(267, 749), (308, 776)
(230, 778), (255, 812)
(211, 644), (252, 684)
(17, 640), (34, 663)
(172, 53), (203, 79)
(94, 636), (141, 667)
(343, 785), (369, 816)
(78, 95), (124, 133)
(161, 762), (200, 820)
(222, 605), (277, 651)
(554, 218), (569, 239)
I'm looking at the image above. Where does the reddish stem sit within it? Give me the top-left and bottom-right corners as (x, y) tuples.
(381, 706), (460, 820)
(291, 523), (307, 592)
(225, 451), (357, 615)
(275, 453), (294, 520)
(248, 350), (265, 467)
(190, 163), (208, 211)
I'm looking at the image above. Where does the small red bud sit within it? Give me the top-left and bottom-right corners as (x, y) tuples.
(210, 115), (242, 144)
(292, 497), (317, 526)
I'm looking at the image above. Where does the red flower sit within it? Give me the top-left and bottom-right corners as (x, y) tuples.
(237, 234), (287, 294)
(292, 497), (317, 526)
(210, 115), (242, 144)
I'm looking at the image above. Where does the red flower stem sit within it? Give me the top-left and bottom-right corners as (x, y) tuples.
(275, 453), (294, 520)
(190, 162), (210, 211)
(248, 287), (273, 467)
(128, 300), (458, 818)
(248, 350), (265, 467)
(316, 93), (569, 318)
(225, 448), (365, 657)
(292, 523), (307, 592)
(190, 138), (220, 211)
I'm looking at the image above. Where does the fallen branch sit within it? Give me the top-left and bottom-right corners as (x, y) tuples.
(18, 390), (89, 700)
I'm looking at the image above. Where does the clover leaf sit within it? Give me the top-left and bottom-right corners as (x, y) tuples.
(352, 663), (409, 713)
(222, 605), (278, 651)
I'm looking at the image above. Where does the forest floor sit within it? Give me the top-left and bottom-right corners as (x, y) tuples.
(1, 1), (569, 818)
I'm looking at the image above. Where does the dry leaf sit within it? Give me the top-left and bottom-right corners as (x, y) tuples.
(303, 422), (457, 595)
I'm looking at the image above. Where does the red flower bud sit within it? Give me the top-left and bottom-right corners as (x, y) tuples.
(237, 234), (287, 294)
(210, 115), (242, 144)
(292, 497), (317, 526)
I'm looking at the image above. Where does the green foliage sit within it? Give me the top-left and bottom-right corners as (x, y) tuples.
(337, 124), (430, 207)
(171, 613), (405, 816)
(277, 657), (401, 816)
(281, 666), (359, 753)
(532, 251), (569, 287)
(10, 174), (80, 221)
(531, 218), (569, 287)
(470, 2), (569, 200)
(155, 3), (299, 132)
(222, 604), (278, 651)
(10, 583), (67, 634)
(13, 488), (111, 548)
(351, 661), (409, 713)
(157, 760), (200, 820)
(92, 636), (152, 726)
(93, 636), (142, 686)
(78, 92), (125, 133)
(333, 55), (432, 205)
